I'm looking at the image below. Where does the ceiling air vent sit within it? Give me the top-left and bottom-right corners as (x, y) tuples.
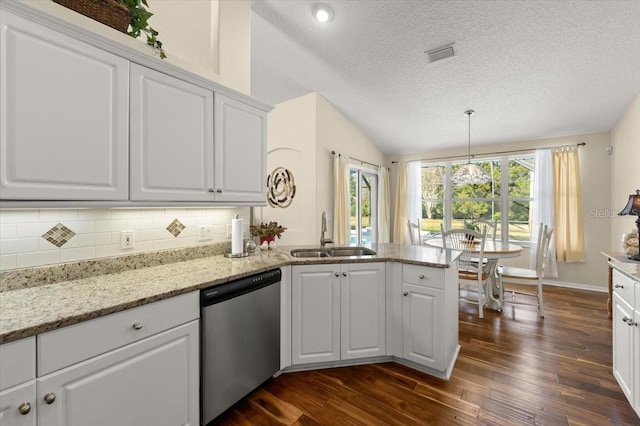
(425, 43), (455, 63)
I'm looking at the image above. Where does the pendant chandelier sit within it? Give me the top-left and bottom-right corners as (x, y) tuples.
(450, 110), (491, 185)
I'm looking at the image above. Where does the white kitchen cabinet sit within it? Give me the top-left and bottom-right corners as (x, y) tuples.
(130, 64), (215, 202)
(0, 10), (129, 201)
(0, 337), (36, 426)
(34, 291), (199, 426)
(37, 321), (198, 426)
(340, 263), (386, 360)
(214, 93), (267, 204)
(402, 283), (444, 370)
(0, 382), (36, 426)
(291, 264), (341, 364)
(613, 292), (634, 400)
(611, 269), (639, 418)
(400, 263), (459, 375)
(634, 293), (639, 416)
(291, 263), (386, 365)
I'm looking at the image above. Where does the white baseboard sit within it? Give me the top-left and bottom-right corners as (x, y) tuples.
(542, 279), (608, 293)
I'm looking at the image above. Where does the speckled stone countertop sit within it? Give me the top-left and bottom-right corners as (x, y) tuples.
(603, 252), (640, 281)
(0, 243), (459, 344)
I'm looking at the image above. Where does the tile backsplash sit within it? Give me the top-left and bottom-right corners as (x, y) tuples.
(0, 208), (249, 271)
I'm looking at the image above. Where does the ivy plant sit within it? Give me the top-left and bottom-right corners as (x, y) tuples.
(121, 0), (166, 59)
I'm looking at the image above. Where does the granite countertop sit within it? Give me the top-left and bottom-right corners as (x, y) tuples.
(0, 243), (459, 344)
(603, 252), (640, 281)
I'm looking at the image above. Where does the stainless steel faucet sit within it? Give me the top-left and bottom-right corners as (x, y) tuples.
(320, 211), (333, 247)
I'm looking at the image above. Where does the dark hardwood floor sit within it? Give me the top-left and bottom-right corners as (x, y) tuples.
(212, 286), (640, 425)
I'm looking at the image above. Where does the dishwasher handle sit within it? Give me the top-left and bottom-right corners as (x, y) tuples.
(201, 269), (281, 307)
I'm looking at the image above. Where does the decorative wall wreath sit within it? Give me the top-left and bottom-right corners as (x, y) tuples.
(267, 167), (296, 208)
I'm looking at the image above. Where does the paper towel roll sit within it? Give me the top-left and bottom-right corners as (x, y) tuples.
(231, 215), (244, 254)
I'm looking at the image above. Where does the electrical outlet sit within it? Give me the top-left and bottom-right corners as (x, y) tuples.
(120, 230), (134, 249)
(198, 225), (213, 242)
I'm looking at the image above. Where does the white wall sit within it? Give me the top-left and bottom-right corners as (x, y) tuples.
(146, 0), (220, 76)
(0, 208), (247, 271)
(390, 132), (613, 289)
(258, 93), (388, 245)
(257, 93), (318, 245)
(30, 0), (250, 94)
(610, 94), (640, 250)
(315, 95), (388, 237)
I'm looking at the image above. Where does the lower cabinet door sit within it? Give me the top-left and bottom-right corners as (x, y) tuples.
(37, 321), (199, 426)
(341, 263), (386, 360)
(0, 382), (36, 426)
(402, 283), (444, 370)
(634, 308), (639, 417)
(291, 265), (341, 365)
(612, 293), (634, 402)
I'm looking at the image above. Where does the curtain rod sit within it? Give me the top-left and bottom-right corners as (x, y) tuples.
(390, 142), (586, 164)
(331, 150), (389, 170)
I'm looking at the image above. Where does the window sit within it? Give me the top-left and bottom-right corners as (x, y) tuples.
(420, 155), (535, 243)
(350, 167), (378, 245)
(420, 165), (445, 237)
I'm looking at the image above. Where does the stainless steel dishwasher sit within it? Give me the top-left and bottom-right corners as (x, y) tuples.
(200, 268), (281, 425)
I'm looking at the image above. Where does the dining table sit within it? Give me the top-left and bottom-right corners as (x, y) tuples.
(424, 237), (523, 310)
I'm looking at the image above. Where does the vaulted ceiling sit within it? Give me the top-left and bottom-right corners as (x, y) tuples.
(250, 0), (640, 155)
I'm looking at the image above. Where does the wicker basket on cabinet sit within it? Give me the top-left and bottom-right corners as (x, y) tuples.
(53, 0), (130, 34)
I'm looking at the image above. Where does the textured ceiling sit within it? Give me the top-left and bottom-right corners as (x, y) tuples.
(250, 0), (640, 155)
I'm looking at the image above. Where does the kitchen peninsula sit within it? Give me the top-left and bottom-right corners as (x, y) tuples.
(0, 243), (461, 426)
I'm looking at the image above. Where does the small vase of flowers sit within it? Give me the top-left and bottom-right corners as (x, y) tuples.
(250, 221), (287, 245)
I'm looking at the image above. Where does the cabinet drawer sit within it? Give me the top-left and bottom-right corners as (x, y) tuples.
(402, 264), (444, 289)
(0, 337), (35, 391)
(38, 291), (198, 376)
(613, 269), (635, 307)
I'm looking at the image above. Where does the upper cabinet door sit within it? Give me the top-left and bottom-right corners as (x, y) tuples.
(214, 93), (267, 204)
(0, 12), (129, 200)
(130, 64), (214, 201)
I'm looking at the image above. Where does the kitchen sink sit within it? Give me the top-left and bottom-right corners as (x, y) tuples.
(290, 247), (377, 258)
(326, 247), (377, 257)
(290, 249), (331, 258)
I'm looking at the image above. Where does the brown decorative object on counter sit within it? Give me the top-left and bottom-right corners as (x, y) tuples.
(53, 0), (131, 33)
(618, 189), (640, 261)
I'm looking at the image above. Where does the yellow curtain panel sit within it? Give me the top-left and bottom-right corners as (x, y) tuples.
(553, 147), (586, 262)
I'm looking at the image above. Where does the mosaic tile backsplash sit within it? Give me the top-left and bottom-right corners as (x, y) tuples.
(0, 208), (249, 271)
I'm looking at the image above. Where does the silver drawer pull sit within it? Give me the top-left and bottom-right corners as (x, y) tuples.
(403, 292), (408, 296)
(622, 317), (631, 323)
(132, 322), (143, 330)
(614, 284), (624, 289)
(418, 274), (425, 279)
(44, 393), (56, 404)
(18, 402), (31, 415)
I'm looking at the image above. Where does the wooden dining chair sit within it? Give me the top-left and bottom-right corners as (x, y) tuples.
(440, 224), (490, 318)
(407, 219), (423, 245)
(476, 219), (497, 241)
(497, 223), (553, 317)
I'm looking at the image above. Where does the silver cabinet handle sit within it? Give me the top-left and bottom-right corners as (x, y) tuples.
(18, 402), (31, 415)
(418, 274), (425, 279)
(334, 272), (340, 277)
(216, 189), (223, 193)
(208, 188), (215, 193)
(132, 322), (143, 330)
(44, 393), (56, 404)
(342, 272), (347, 277)
(403, 292), (408, 296)
(622, 317), (631, 323)
(614, 284), (624, 288)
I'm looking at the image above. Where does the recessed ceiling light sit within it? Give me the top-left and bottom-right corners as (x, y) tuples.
(313, 3), (334, 23)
